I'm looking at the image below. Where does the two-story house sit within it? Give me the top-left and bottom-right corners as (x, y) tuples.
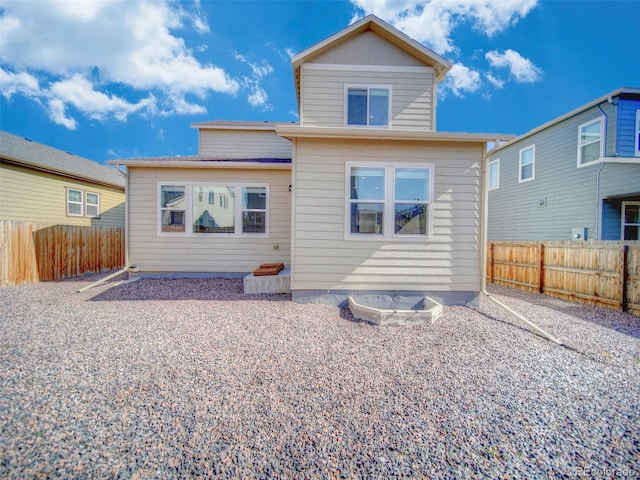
(111, 15), (512, 306)
(487, 87), (640, 241)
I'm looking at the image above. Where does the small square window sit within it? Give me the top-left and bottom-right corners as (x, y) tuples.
(346, 86), (390, 127)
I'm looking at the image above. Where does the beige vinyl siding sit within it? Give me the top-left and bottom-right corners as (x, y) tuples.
(291, 138), (483, 292)
(0, 163), (125, 227)
(308, 31), (424, 67)
(127, 167), (291, 273)
(301, 66), (434, 130)
(198, 130), (292, 158)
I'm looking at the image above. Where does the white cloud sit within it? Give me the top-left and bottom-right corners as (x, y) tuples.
(350, 0), (538, 54)
(486, 49), (542, 82)
(48, 98), (78, 130)
(233, 52), (274, 110)
(0, 68), (41, 98)
(486, 73), (505, 88)
(440, 63), (482, 98)
(0, 0), (239, 128)
(49, 74), (156, 121)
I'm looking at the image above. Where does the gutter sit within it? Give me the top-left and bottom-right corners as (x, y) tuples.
(480, 141), (564, 345)
(78, 164), (132, 293)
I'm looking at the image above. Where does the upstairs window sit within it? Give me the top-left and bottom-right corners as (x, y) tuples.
(346, 86), (390, 127)
(578, 118), (603, 166)
(488, 159), (500, 190)
(519, 145), (535, 183)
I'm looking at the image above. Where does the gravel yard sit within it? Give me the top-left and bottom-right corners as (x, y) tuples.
(1, 274), (639, 479)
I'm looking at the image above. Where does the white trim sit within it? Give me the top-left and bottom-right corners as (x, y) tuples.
(344, 161), (434, 241)
(66, 187), (84, 217)
(601, 156), (640, 164)
(157, 182), (270, 238)
(635, 110), (640, 157)
(85, 191), (100, 218)
(488, 158), (500, 191)
(577, 117), (604, 167)
(344, 84), (392, 128)
(275, 124), (514, 143)
(621, 201), (640, 240)
(109, 160), (291, 170)
(519, 145), (535, 183)
(302, 63), (431, 73)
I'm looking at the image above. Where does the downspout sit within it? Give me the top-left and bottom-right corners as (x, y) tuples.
(77, 164), (131, 293)
(480, 141), (563, 345)
(594, 103), (609, 241)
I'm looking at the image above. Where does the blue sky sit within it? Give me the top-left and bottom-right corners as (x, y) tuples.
(1, 0), (639, 164)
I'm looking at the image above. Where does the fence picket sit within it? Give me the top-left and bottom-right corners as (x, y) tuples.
(488, 240), (640, 315)
(0, 221), (125, 287)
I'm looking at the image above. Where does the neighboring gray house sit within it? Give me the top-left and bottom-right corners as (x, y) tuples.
(487, 87), (640, 241)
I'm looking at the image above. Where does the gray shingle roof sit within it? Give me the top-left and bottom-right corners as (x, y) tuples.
(0, 131), (124, 189)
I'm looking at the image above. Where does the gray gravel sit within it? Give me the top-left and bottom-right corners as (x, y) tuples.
(1, 273), (639, 479)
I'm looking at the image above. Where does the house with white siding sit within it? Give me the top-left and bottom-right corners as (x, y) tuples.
(487, 88), (640, 241)
(110, 15), (512, 306)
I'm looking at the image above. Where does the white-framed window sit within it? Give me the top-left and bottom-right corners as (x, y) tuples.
(488, 159), (500, 190)
(635, 110), (640, 157)
(519, 145), (535, 182)
(160, 185), (186, 233)
(346, 162), (433, 240)
(67, 188), (84, 216)
(85, 192), (100, 218)
(66, 187), (100, 218)
(622, 202), (639, 241)
(577, 117), (604, 166)
(159, 183), (268, 236)
(345, 85), (391, 127)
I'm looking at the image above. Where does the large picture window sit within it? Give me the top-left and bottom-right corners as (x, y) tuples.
(519, 145), (535, 183)
(347, 162), (433, 239)
(578, 118), (603, 166)
(159, 183), (268, 236)
(346, 86), (390, 127)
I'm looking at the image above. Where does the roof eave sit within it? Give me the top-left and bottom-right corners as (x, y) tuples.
(491, 86), (640, 154)
(275, 125), (514, 143)
(1, 156), (125, 190)
(107, 159), (292, 170)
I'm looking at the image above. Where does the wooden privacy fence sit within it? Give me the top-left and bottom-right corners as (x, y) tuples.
(0, 221), (125, 287)
(487, 241), (640, 316)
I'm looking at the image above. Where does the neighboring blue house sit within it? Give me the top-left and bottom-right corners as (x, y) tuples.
(487, 87), (640, 241)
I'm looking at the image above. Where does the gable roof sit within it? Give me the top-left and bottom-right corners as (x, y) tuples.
(0, 131), (124, 189)
(491, 87), (640, 154)
(291, 14), (452, 108)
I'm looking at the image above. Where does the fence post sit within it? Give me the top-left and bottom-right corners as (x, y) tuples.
(489, 242), (494, 284)
(538, 243), (544, 293)
(620, 244), (628, 312)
